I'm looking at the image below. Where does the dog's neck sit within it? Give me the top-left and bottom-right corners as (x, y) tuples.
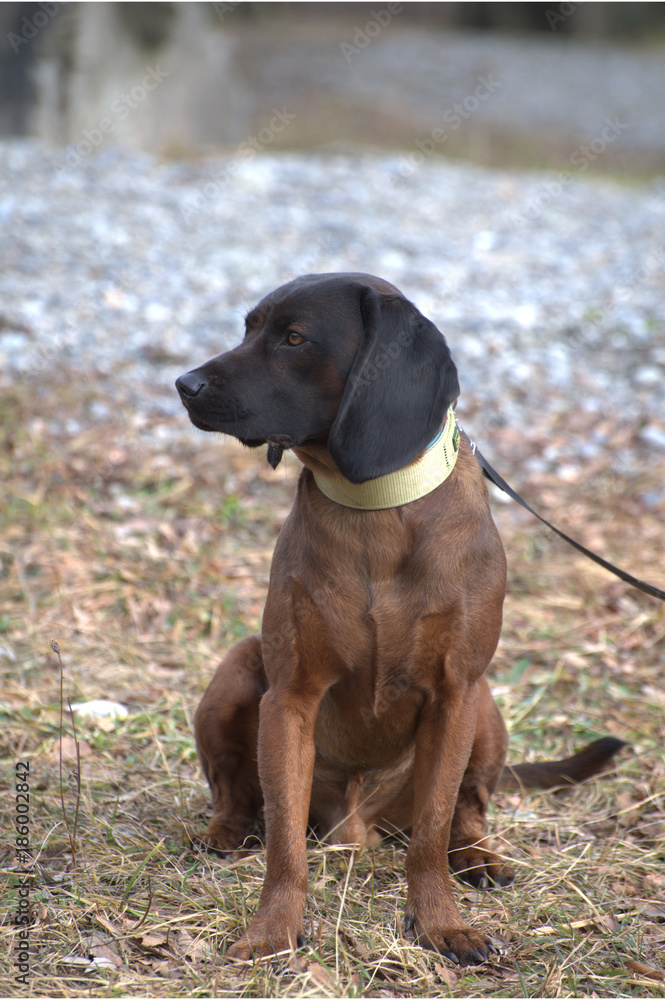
(293, 407), (460, 510)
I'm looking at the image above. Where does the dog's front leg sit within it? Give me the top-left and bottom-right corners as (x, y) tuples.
(405, 681), (498, 966)
(226, 681), (318, 959)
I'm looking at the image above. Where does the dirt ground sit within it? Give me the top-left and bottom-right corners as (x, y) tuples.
(2, 373), (664, 997)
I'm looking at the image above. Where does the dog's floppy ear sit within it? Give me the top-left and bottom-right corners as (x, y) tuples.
(328, 287), (460, 484)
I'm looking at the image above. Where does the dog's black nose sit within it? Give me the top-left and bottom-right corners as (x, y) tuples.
(176, 372), (205, 398)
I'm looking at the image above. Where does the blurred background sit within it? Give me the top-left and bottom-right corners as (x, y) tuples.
(2, 1), (664, 440)
(2, 1), (665, 170)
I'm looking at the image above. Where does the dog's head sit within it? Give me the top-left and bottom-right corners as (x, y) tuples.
(175, 273), (459, 484)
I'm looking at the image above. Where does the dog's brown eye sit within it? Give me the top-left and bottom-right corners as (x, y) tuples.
(286, 331), (305, 346)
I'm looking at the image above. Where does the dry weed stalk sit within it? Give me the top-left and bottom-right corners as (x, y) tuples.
(50, 638), (82, 869)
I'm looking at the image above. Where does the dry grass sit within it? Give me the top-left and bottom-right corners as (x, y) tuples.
(1, 374), (664, 997)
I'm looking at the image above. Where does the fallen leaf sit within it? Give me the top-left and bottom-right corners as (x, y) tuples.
(151, 958), (186, 979)
(173, 928), (214, 961)
(625, 959), (664, 981)
(90, 931), (123, 969)
(131, 931), (169, 952)
(434, 961), (461, 986)
(51, 736), (93, 762)
(309, 962), (339, 989)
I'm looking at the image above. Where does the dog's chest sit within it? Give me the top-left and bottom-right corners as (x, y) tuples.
(315, 667), (426, 769)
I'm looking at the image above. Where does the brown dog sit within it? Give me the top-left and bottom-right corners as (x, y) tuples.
(175, 273), (623, 966)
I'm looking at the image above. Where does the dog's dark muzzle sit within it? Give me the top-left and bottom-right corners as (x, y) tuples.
(175, 369), (262, 440)
(175, 371), (206, 400)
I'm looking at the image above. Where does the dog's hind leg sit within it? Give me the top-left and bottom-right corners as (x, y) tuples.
(194, 635), (266, 853)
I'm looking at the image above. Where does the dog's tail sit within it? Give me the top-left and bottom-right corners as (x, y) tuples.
(497, 736), (626, 792)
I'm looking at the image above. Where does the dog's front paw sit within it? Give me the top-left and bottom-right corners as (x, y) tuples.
(404, 912), (500, 966)
(448, 842), (514, 888)
(226, 914), (306, 961)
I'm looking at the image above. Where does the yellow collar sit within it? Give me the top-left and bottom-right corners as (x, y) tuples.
(312, 407), (460, 510)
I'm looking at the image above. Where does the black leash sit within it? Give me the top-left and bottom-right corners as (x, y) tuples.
(471, 444), (665, 603)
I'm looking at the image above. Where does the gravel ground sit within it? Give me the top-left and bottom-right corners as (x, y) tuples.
(1, 139), (665, 473)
